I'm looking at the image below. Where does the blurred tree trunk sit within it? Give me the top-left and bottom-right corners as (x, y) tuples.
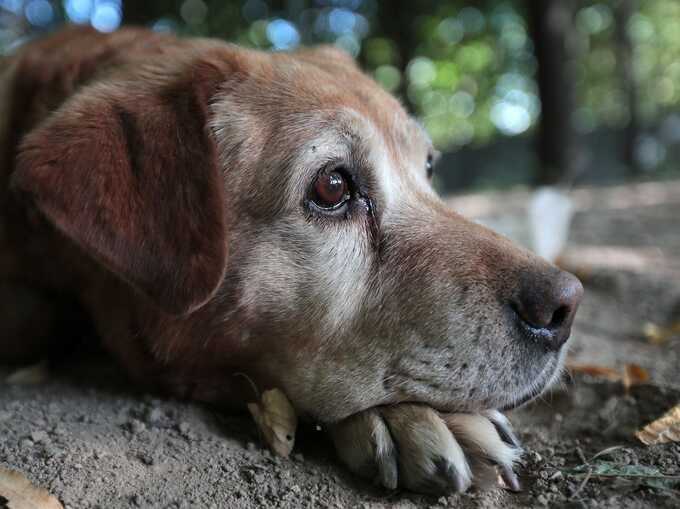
(123, 1), (172, 25)
(615, 0), (640, 175)
(529, 0), (577, 186)
(377, 0), (430, 112)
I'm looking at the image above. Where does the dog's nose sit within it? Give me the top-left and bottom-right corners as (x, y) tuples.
(512, 270), (583, 350)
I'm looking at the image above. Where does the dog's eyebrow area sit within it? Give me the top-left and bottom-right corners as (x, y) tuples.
(287, 110), (382, 197)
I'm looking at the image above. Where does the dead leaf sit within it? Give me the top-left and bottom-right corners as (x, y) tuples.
(247, 388), (297, 457)
(0, 466), (63, 509)
(566, 363), (622, 382)
(622, 363), (649, 392)
(567, 363), (649, 393)
(636, 404), (680, 445)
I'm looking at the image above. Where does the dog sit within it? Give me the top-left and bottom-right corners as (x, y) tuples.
(0, 26), (583, 494)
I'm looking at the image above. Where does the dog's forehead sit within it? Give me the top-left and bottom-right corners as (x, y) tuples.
(213, 49), (435, 210)
(267, 51), (431, 158)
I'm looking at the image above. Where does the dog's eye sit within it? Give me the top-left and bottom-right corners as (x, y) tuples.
(426, 154), (434, 179)
(312, 170), (349, 209)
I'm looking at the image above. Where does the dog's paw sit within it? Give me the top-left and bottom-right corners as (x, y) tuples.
(329, 405), (521, 494)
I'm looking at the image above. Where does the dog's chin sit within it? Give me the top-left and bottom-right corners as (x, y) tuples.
(499, 351), (565, 411)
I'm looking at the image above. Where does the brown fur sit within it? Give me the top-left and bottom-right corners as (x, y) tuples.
(1, 26), (583, 494)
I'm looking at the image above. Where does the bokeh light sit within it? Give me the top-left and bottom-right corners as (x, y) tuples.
(3, 0), (680, 179)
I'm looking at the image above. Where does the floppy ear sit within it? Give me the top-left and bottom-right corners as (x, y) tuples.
(11, 61), (229, 315)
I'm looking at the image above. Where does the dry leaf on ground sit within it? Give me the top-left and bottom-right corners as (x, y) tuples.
(636, 404), (680, 445)
(567, 363), (649, 392)
(247, 388), (298, 457)
(622, 363), (650, 392)
(0, 466), (63, 509)
(566, 363), (622, 381)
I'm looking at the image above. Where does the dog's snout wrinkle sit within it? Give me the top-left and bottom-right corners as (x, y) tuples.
(511, 270), (583, 350)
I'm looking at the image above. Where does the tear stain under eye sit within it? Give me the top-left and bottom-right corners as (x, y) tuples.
(364, 196), (381, 257)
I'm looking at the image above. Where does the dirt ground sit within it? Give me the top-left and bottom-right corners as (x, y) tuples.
(2, 181), (680, 508)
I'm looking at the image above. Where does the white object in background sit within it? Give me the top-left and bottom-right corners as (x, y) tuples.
(529, 187), (574, 262)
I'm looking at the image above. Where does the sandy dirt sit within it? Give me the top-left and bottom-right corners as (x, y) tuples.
(2, 181), (680, 508)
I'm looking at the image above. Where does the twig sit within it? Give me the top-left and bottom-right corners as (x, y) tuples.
(590, 445), (627, 462)
(575, 444), (587, 464)
(569, 469), (593, 500)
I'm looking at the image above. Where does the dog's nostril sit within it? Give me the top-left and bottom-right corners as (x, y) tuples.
(513, 270), (584, 337)
(550, 305), (569, 328)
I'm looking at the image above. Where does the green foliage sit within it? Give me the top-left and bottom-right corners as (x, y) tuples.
(2, 0), (680, 169)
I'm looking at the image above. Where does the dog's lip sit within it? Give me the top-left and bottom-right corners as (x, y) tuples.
(498, 355), (560, 411)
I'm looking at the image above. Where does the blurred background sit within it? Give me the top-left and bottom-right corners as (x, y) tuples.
(2, 3), (680, 504)
(2, 0), (680, 194)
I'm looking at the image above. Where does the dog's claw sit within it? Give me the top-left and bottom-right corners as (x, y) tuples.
(483, 409), (521, 449)
(434, 457), (469, 493)
(500, 465), (522, 492)
(331, 405), (522, 495)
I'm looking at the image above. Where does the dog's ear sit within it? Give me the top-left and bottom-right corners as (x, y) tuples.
(12, 59), (229, 315)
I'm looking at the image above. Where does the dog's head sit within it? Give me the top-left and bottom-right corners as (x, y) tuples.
(12, 31), (582, 421)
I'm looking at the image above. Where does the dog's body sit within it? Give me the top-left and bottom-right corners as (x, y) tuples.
(1, 26), (582, 493)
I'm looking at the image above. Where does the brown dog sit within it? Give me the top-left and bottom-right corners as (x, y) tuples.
(0, 26), (583, 494)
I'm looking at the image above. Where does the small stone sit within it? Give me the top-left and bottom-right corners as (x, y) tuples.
(0, 411), (12, 422)
(536, 494), (549, 506)
(291, 485), (301, 494)
(52, 426), (67, 436)
(128, 419), (146, 434)
(293, 453), (304, 462)
(31, 430), (49, 443)
(246, 442), (257, 452)
(549, 471), (563, 481)
(178, 422), (191, 435)
(93, 449), (108, 460)
(145, 407), (164, 424)
(138, 452), (155, 466)
(20, 439), (34, 448)
(43, 445), (60, 458)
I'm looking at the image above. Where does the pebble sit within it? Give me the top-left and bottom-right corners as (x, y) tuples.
(138, 452), (155, 466)
(293, 453), (304, 462)
(31, 430), (49, 443)
(145, 407), (164, 424)
(549, 470), (563, 481)
(128, 419), (146, 434)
